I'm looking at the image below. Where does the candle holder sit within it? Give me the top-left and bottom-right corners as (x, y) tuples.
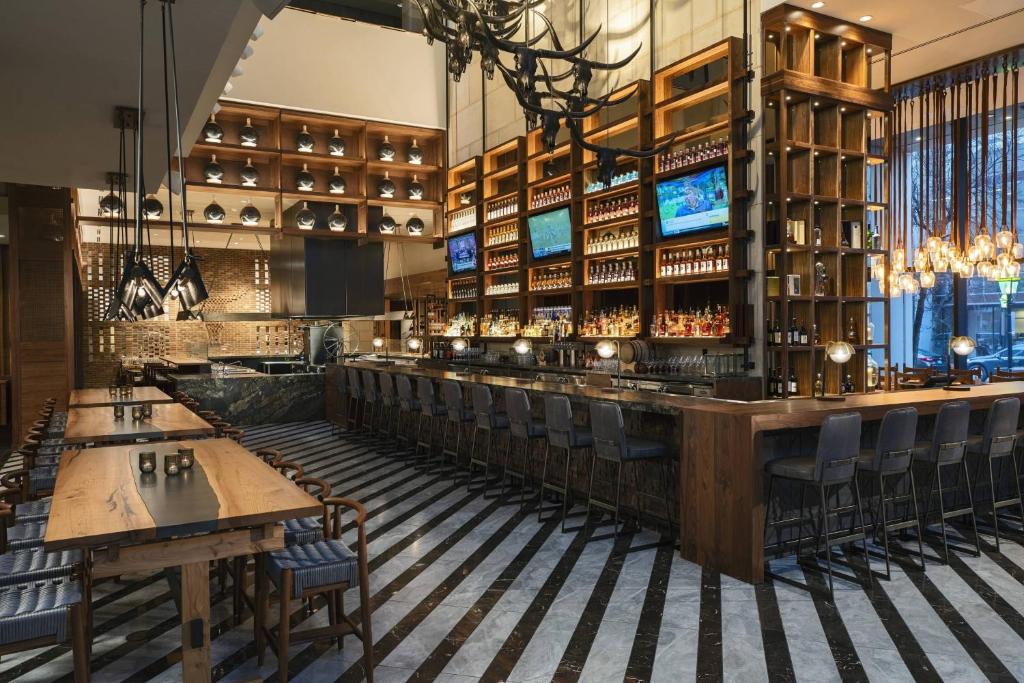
(113, 405), (125, 420)
(131, 405), (144, 422)
(118, 385), (131, 398)
(108, 385), (119, 398)
(164, 453), (181, 475)
(178, 447), (195, 469)
(142, 403), (154, 418)
(138, 451), (157, 473)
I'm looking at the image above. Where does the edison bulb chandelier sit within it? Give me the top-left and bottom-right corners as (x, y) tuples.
(887, 56), (1021, 298)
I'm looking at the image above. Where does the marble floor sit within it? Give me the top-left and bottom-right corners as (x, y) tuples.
(5, 420), (1024, 681)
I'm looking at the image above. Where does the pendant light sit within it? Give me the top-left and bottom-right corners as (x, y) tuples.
(160, 0), (209, 313)
(112, 0), (166, 321)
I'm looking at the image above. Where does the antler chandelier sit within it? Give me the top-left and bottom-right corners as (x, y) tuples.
(416, 0), (668, 187)
(887, 56), (1021, 297)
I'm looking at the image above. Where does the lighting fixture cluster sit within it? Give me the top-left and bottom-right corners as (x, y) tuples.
(886, 56), (1021, 298)
(414, 0), (672, 188)
(106, 0), (209, 322)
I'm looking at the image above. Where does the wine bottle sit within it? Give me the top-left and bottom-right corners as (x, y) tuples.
(787, 369), (799, 395)
(846, 317), (858, 344)
(799, 322), (809, 346)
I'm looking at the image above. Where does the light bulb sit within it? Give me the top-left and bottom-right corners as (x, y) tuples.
(996, 228), (1014, 250)
(892, 247), (905, 268)
(920, 270), (936, 288)
(976, 233), (993, 250)
(940, 241), (954, 258)
(977, 260), (994, 278)
(998, 252), (1011, 268)
(1014, 243), (1024, 259)
(926, 235), (943, 253)
(905, 277), (921, 294)
(933, 257), (949, 273)
(1010, 261), (1022, 278)
(407, 337), (422, 351)
(595, 340), (618, 359)
(961, 262), (975, 278)
(981, 241), (996, 259)
(372, 336), (385, 350)
(967, 244), (981, 262)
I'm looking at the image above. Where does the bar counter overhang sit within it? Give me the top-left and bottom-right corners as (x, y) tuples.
(331, 361), (1024, 583)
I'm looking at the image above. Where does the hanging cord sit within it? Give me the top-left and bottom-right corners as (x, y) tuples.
(164, 0), (192, 257)
(161, 1), (175, 268)
(1013, 62), (1019, 239)
(133, 0), (146, 263)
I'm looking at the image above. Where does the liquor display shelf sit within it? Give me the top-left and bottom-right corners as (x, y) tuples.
(184, 100), (445, 239)
(437, 40), (754, 360)
(761, 3), (892, 398)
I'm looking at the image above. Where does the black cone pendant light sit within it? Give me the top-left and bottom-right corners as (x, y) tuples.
(162, 0), (208, 314)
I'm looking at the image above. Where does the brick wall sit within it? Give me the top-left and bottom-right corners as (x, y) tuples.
(79, 244), (302, 387)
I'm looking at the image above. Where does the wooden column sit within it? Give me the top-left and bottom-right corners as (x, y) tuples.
(8, 184), (75, 441)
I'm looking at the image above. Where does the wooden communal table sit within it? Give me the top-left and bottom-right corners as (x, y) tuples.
(45, 438), (320, 681)
(340, 361), (1024, 583)
(63, 402), (215, 445)
(68, 386), (175, 408)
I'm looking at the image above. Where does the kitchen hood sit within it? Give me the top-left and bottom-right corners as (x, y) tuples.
(269, 232), (384, 319)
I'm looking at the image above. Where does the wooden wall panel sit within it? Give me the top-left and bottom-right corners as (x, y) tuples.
(9, 185), (75, 442)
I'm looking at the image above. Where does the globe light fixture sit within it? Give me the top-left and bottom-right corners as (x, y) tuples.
(512, 338), (532, 355)
(819, 341), (855, 401)
(594, 339), (622, 390)
(407, 336), (423, 353)
(945, 335), (977, 391)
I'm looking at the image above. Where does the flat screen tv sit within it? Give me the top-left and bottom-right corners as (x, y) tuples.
(448, 232), (477, 273)
(655, 164), (729, 238)
(528, 207), (572, 260)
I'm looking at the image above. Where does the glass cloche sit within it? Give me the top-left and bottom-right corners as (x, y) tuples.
(296, 202), (316, 230)
(408, 174), (424, 200)
(240, 158), (260, 187)
(406, 215), (425, 236)
(328, 205), (347, 231)
(407, 138), (423, 165)
(328, 129), (346, 157)
(377, 171), (396, 199)
(240, 204), (261, 226)
(329, 167), (346, 194)
(204, 155), (224, 184)
(203, 199), (225, 223)
(378, 213), (397, 234)
(142, 195), (163, 219)
(201, 114), (223, 144)
(377, 135), (396, 162)
(296, 125), (315, 153)
(296, 163), (315, 192)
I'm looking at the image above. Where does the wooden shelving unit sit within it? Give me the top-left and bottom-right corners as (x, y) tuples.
(437, 43), (757, 362)
(182, 100), (445, 242)
(444, 156), (483, 337)
(479, 139), (527, 337)
(650, 38), (753, 348)
(761, 4), (891, 397)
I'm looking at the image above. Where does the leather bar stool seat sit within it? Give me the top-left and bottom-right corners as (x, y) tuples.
(766, 456), (817, 481)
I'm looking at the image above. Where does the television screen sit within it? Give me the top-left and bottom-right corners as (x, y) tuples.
(448, 232), (477, 273)
(528, 207), (572, 260)
(656, 164), (729, 238)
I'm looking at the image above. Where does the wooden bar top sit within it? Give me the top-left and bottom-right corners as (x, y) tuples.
(160, 356), (213, 368)
(44, 438), (320, 552)
(69, 386), (174, 408)
(64, 402), (215, 444)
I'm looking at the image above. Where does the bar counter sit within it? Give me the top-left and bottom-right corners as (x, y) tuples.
(328, 360), (1024, 583)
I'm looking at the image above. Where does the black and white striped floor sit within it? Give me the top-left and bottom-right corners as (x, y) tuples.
(5, 420), (1024, 681)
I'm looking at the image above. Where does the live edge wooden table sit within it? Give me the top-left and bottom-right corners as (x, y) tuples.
(63, 402), (215, 445)
(44, 438), (320, 682)
(68, 386), (175, 408)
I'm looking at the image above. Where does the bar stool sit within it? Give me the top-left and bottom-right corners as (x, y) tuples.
(912, 399), (978, 562)
(440, 380), (474, 473)
(332, 368), (349, 435)
(587, 401), (673, 540)
(540, 395), (592, 531)
(346, 367), (364, 431)
(360, 370), (382, 435)
(857, 407), (925, 579)
(764, 412), (867, 597)
(394, 375), (420, 452)
(468, 384), (510, 497)
(414, 377), (445, 464)
(376, 372), (400, 443)
(504, 388), (546, 505)
(967, 397), (1023, 551)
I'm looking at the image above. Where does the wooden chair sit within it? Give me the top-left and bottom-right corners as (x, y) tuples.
(255, 497), (373, 682)
(223, 427), (245, 444)
(949, 367), (982, 386)
(256, 448), (283, 466)
(272, 461), (305, 481)
(991, 368), (1024, 383)
(0, 505), (91, 683)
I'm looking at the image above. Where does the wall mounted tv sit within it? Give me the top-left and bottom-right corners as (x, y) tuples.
(448, 232), (477, 273)
(527, 207), (572, 260)
(655, 164), (729, 239)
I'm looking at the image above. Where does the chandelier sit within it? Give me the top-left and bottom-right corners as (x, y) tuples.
(888, 56), (1021, 297)
(415, 0), (668, 187)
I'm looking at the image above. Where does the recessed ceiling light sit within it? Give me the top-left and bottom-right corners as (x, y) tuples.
(859, 15), (872, 22)
(811, 1), (825, 7)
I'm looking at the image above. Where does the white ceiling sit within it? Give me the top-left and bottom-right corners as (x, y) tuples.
(0, 0), (270, 190)
(764, 0), (1024, 84)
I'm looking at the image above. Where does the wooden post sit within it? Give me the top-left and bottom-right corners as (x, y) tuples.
(180, 561), (211, 682)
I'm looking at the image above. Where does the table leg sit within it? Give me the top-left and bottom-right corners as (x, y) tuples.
(180, 561), (211, 682)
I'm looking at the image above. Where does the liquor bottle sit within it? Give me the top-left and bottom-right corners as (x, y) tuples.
(787, 369), (799, 395)
(788, 318), (798, 346)
(799, 322), (809, 346)
(814, 372), (823, 397)
(846, 317), (858, 344)
(812, 323), (820, 345)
